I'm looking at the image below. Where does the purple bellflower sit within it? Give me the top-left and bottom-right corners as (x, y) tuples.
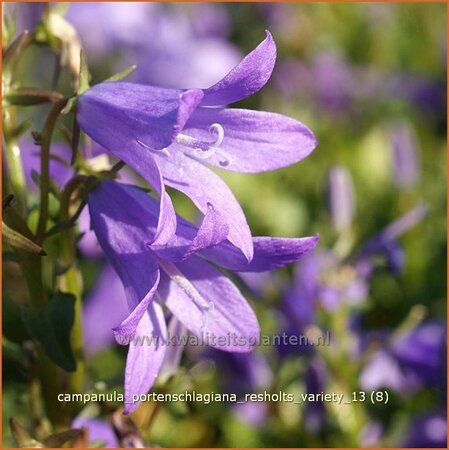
(304, 357), (328, 433)
(72, 416), (119, 448)
(82, 264), (129, 357)
(77, 32), (317, 262)
(283, 205), (427, 329)
(402, 412), (447, 448)
(87, 180), (318, 414)
(4, 2), (47, 37)
(197, 348), (272, 426)
(389, 120), (420, 189)
(360, 321), (446, 393)
(67, 3), (241, 89)
(19, 138), (74, 191)
(326, 165), (355, 232)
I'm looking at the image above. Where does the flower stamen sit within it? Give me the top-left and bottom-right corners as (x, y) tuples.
(157, 259), (219, 329)
(176, 123), (232, 167)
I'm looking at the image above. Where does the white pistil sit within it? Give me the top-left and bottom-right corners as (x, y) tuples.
(176, 123), (232, 167)
(158, 259), (218, 329)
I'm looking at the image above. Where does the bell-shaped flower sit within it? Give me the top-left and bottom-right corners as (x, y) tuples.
(87, 180), (318, 413)
(78, 31), (317, 262)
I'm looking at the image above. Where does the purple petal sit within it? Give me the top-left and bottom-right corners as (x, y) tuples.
(148, 202), (229, 260)
(92, 144), (176, 246)
(359, 350), (411, 391)
(20, 138), (74, 190)
(283, 253), (322, 327)
(326, 165), (355, 232)
(152, 145), (254, 261)
(183, 107), (317, 172)
(203, 235), (319, 272)
(304, 358), (327, 432)
(113, 269), (160, 341)
(78, 82), (203, 150)
(124, 304), (166, 414)
(87, 181), (160, 311)
(158, 257), (260, 352)
(82, 264), (129, 356)
(402, 412), (447, 448)
(360, 205), (428, 270)
(72, 417), (118, 448)
(77, 207), (103, 258)
(182, 203), (229, 258)
(201, 31), (276, 106)
(233, 402), (269, 427)
(389, 120), (420, 189)
(392, 321), (446, 387)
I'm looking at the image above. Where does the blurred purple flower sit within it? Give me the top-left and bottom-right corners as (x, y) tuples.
(82, 264), (129, 357)
(361, 421), (383, 447)
(284, 205), (427, 327)
(402, 412), (447, 448)
(87, 180), (318, 413)
(392, 321), (446, 389)
(304, 357), (328, 432)
(78, 32), (317, 261)
(238, 271), (274, 296)
(19, 139), (73, 190)
(4, 2), (46, 35)
(67, 3), (240, 89)
(66, 2), (150, 58)
(275, 53), (357, 117)
(284, 250), (368, 328)
(275, 52), (445, 122)
(204, 348), (272, 426)
(209, 350), (273, 396)
(233, 401), (269, 427)
(72, 416), (118, 448)
(360, 321), (446, 392)
(389, 120), (420, 189)
(326, 165), (356, 232)
(128, 4), (241, 89)
(77, 207), (104, 259)
(359, 204), (428, 275)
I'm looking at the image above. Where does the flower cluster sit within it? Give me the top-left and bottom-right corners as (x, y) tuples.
(75, 32), (318, 413)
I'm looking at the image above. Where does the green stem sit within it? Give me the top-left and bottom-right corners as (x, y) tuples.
(317, 306), (367, 446)
(3, 106), (27, 216)
(35, 98), (68, 245)
(58, 177), (85, 403)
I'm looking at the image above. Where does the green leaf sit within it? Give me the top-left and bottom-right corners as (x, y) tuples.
(2, 222), (47, 256)
(11, 117), (33, 139)
(104, 64), (137, 83)
(22, 292), (77, 372)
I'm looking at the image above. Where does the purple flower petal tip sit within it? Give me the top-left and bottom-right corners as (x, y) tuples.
(201, 30), (277, 106)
